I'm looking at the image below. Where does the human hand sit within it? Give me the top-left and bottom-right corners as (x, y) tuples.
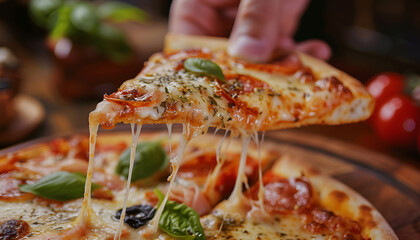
(169, 0), (331, 62)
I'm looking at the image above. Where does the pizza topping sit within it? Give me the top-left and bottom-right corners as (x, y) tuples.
(236, 54), (302, 75)
(104, 89), (158, 110)
(109, 89), (153, 102)
(169, 185), (212, 216)
(19, 171), (100, 201)
(115, 123), (142, 240)
(0, 219), (30, 240)
(249, 172), (313, 212)
(166, 48), (213, 61)
(358, 205), (377, 229)
(295, 68), (316, 84)
(303, 208), (365, 239)
(0, 175), (33, 201)
(114, 204), (156, 229)
(264, 177), (312, 212)
(115, 140), (169, 182)
(314, 76), (353, 100)
(149, 129), (191, 235)
(178, 149), (259, 195)
(223, 135), (252, 218)
(91, 169), (125, 191)
(155, 189), (206, 240)
(184, 58), (225, 83)
(224, 74), (272, 96)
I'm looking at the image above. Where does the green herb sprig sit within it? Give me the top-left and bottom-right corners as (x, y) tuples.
(184, 58), (225, 83)
(155, 189), (206, 240)
(115, 141), (169, 182)
(19, 171), (100, 201)
(29, 0), (147, 62)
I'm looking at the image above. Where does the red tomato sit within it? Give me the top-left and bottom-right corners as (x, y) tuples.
(373, 95), (420, 147)
(366, 72), (404, 107)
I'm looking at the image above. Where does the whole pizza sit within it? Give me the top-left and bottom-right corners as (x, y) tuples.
(0, 34), (397, 240)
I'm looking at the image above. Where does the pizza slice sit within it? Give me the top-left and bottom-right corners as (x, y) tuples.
(201, 155), (398, 240)
(90, 34), (373, 134)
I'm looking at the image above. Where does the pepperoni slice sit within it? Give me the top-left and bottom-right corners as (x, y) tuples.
(104, 89), (155, 107)
(249, 171), (313, 212)
(0, 219), (30, 240)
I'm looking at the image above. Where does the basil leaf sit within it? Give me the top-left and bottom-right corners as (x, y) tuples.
(70, 2), (99, 33)
(19, 171), (100, 201)
(115, 141), (169, 182)
(29, 0), (63, 26)
(155, 189), (206, 240)
(48, 5), (74, 40)
(98, 1), (147, 23)
(184, 58), (225, 83)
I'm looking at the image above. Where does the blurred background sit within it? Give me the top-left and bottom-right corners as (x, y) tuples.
(0, 0), (419, 164)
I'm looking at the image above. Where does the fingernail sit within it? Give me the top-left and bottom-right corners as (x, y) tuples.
(228, 35), (271, 62)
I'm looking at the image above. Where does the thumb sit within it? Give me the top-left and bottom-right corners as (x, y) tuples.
(228, 0), (308, 62)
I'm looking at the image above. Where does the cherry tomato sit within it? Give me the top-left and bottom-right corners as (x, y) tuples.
(373, 95), (420, 147)
(366, 72), (404, 107)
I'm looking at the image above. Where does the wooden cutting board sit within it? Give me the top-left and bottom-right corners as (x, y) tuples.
(1, 126), (419, 239)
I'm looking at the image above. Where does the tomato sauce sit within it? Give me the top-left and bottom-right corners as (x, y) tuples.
(214, 74), (272, 116)
(178, 152), (259, 197)
(0, 219), (30, 240)
(238, 54), (302, 75)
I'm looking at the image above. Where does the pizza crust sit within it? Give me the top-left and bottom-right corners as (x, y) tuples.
(271, 155), (398, 240)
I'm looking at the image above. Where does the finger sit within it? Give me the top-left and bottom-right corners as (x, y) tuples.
(169, 0), (238, 36)
(272, 36), (296, 59)
(274, 0), (309, 37)
(296, 39), (332, 60)
(201, 0), (240, 8)
(229, 0), (309, 62)
(228, 0), (282, 62)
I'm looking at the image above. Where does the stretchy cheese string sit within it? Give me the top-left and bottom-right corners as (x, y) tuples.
(149, 124), (189, 233)
(204, 129), (230, 192)
(79, 122), (99, 224)
(114, 124), (142, 240)
(167, 123), (172, 157)
(249, 131), (266, 214)
(229, 133), (251, 202)
(257, 131), (266, 213)
(219, 133), (251, 234)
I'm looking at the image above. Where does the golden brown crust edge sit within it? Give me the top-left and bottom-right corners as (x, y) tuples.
(296, 52), (374, 125)
(164, 33), (229, 54)
(271, 155), (398, 240)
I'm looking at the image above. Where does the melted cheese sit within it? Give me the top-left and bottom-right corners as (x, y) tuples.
(115, 124), (142, 240)
(226, 134), (251, 214)
(203, 129), (229, 192)
(202, 214), (328, 240)
(166, 123), (172, 157)
(256, 131), (266, 214)
(148, 124), (190, 235)
(79, 122), (99, 225)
